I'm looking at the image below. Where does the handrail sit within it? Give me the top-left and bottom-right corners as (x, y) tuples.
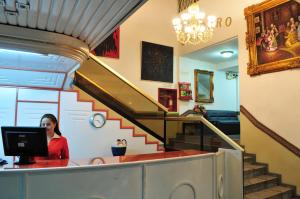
(166, 116), (244, 152)
(80, 54), (243, 151)
(89, 54), (169, 112)
(166, 116), (203, 121)
(200, 116), (244, 152)
(74, 69), (165, 142)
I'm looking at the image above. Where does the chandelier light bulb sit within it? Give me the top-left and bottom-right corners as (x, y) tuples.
(175, 24), (182, 31)
(207, 15), (217, 22)
(181, 12), (191, 21)
(184, 26), (193, 33)
(195, 11), (205, 19)
(199, 25), (206, 32)
(172, 17), (181, 26)
(172, 5), (217, 45)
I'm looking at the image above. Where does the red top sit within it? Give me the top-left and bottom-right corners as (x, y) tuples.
(35, 136), (69, 160)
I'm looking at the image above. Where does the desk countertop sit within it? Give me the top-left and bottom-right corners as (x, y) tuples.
(0, 150), (208, 172)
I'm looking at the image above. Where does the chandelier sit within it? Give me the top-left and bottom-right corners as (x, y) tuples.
(172, 3), (217, 45)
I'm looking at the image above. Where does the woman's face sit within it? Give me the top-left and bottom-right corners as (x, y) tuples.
(41, 118), (56, 136)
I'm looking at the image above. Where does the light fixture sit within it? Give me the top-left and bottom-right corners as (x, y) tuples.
(172, 3), (217, 45)
(220, 51), (234, 58)
(226, 71), (238, 80)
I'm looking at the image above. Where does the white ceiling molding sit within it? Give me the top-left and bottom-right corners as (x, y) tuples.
(0, 50), (78, 72)
(0, 24), (84, 90)
(0, 0), (147, 50)
(0, 24), (89, 63)
(0, 0), (147, 89)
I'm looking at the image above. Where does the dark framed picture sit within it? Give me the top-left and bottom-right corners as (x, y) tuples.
(141, 41), (173, 83)
(93, 27), (120, 59)
(245, 0), (300, 76)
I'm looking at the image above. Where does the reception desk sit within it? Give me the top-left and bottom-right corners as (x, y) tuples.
(0, 150), (242, 199)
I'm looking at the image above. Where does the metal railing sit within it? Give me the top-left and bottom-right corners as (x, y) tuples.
(75, 54), (243, 153)
(166, 116), (244, 152)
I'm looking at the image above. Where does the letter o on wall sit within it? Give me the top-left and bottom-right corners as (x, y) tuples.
(225, 17), (232, 27)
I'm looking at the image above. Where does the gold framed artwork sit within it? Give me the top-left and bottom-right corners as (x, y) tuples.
(194, 69), (214, 103)
(245, 0), (300, 76)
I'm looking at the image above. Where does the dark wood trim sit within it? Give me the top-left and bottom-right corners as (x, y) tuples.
(240, 105), (300, 157)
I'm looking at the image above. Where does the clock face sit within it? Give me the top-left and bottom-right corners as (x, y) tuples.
(90, 113), (106, 128)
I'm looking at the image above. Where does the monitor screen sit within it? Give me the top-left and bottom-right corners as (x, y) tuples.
(1, 126), (48, 158)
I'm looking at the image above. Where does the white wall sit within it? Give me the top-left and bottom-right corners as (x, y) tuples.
(0, 87), (161, 160)
(97, 0), (240, 115)
(179, 0), (300, 148)
(59, 91), (159, 159)
(179, 57), (238, 114)
(238, 2), (300, 149)
(97, 0), (300, 148)
(97, 0), (179, 101)
(0, 87), (17, 161)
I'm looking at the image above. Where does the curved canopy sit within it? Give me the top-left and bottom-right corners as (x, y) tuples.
(0, 0), (146, 50)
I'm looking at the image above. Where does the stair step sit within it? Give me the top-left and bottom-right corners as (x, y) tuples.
(169, 140), (222, 152)
(244, 163), (268, 179)
(171, 136), (232, 148)
(170, 141), (201, 150)
(174, 137), (201, 144)
(242, 151), (298, 198)
(244, 174), (280, 194)
(176, 134), (240, 140)
(244, 152), (256, 157)
(244, 154), (256, 163)
(244, 185), (294, 199)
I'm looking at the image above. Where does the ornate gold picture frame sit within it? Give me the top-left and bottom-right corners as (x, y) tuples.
(245, 0), (300, 76)
(194, 69), (214, 103)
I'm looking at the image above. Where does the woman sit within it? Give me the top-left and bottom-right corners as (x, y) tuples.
(36, 114), (69, 160)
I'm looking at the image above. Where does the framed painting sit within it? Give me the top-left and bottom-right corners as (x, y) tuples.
(141, 41), (173, 83)
(245, 0), (300, 76)
(93, 27), (120, 59)
(194, 69), (214, 103)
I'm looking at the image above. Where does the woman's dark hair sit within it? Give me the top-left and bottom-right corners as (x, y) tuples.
(40, 114), (62, 136)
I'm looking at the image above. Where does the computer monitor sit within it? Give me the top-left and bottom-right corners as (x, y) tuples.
(1, 126), (48, 165)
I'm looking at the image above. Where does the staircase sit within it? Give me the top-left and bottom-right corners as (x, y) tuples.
(168, 133), (300, 199)
(244, 153), (300, 199)
(168, 133), (240, 152)
(74, 55), (299, 198)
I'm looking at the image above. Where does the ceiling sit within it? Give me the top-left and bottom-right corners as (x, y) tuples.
(0, 0), (147, 89)
(0, 49), (78, 72)
(0, 49), (80, 89)
(0, 0), (146, 50)
(185, 38), (238, 65)
(218, 65), (238, 72)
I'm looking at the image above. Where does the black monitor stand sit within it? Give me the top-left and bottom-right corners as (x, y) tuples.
(14, 156), (36, 165)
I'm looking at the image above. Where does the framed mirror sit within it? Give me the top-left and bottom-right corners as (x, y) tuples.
(194, 69), (214, 103)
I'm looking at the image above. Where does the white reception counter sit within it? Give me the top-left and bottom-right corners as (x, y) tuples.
(0, 150), (243, 199)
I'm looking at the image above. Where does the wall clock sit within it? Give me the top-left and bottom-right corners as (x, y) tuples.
(90, 113), (106, 128)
